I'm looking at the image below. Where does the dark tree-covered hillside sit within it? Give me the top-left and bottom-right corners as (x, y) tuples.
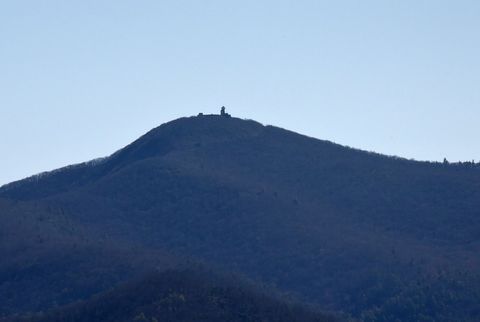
(1, 115), (479, 321)
(3, 269), (335, 322)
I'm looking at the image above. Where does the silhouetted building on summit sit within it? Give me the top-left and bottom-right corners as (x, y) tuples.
(220, 106), (231, 118)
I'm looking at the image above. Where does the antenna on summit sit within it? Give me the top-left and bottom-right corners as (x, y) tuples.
(220, 106), (231, 118)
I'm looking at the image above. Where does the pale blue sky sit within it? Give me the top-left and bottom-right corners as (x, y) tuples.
(1, 1), (479, 185)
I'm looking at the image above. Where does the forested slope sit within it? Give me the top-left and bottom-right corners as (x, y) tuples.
(1, 114), (479, 320)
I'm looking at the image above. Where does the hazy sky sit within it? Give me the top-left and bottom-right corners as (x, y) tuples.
(1, 1), (479, 185)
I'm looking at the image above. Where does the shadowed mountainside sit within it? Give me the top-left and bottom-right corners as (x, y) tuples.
(4, 269), (335, 322)
(1, 114), (480, 321)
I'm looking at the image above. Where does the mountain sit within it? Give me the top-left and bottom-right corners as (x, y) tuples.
(1, 114), (480, 321)
(4, 269), (334, 322)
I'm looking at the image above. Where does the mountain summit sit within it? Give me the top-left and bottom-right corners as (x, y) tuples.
(1, 114), (480, 321)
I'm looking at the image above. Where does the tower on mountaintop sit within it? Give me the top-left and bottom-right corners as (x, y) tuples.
(220, 106), (231, 117)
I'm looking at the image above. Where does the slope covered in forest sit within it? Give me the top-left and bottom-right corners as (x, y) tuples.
(1, 114), (480, 321)
(4, 269), (334, 322)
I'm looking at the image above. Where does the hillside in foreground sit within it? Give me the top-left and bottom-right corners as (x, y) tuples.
(3, 269), (335, 322)
(1, 114), (480, 321)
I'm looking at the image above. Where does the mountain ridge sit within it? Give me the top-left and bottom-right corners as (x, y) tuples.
(1, 114), (480, 321)
(3, 114), (476, 197)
